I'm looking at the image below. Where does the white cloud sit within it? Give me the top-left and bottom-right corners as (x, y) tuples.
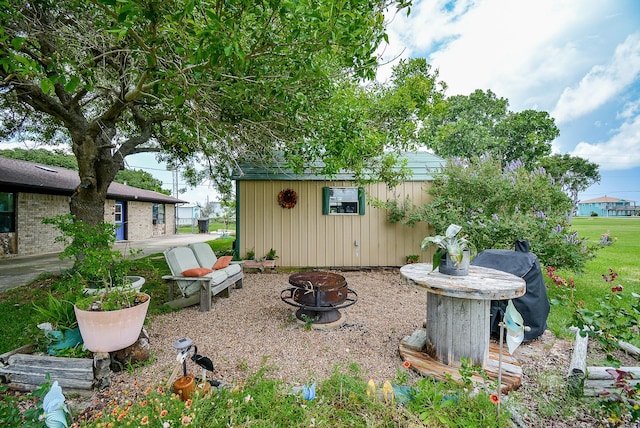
(552, 33), (640, 123)
(379, 0), (610, 111)
(571, 112), (640, 170)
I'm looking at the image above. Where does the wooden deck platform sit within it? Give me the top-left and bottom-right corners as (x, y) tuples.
(399, 332), (522, 393)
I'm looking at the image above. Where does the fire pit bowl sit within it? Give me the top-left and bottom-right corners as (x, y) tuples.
(281, 272), (358, 325)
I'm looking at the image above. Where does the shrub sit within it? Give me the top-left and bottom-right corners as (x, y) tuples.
(408, 156), (600, 271)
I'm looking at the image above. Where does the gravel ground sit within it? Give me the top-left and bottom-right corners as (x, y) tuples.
(126, 270), (427, 388)
(68, 270), (637, 427)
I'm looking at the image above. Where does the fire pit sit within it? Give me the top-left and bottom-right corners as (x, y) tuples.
(280, 272), (358, 325)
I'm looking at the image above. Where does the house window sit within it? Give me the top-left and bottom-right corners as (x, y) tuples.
(153, 203), (165, 224)
(322, 187), (365, 215)
(0, 192), (15, 233)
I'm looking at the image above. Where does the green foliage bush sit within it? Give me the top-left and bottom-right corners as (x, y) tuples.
(409, 156), (600, 271)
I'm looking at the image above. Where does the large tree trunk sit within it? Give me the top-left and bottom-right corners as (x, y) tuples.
(69, 131), (122, 227)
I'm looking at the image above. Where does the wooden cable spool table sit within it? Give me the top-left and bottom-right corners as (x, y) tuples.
(399, 263), (526, 391)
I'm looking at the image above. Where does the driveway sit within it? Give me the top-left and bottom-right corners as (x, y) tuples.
(0, 233), (221, 292)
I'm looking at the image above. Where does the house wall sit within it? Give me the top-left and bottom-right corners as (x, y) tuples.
(0, 192), (176, 258)
(238, 180), (434, 267)
(16, 193), (69, 256)
(577, 201), (638, 217)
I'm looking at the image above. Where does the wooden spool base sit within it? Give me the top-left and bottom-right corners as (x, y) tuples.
(399, 337), (523, 393)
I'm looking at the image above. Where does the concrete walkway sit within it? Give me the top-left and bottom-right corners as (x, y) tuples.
(0, 233), (221, 292)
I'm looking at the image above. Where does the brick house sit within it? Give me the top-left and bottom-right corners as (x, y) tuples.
(0, 156), (185, 258)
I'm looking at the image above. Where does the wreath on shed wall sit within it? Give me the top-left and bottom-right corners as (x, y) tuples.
(278, 188), (298, 209)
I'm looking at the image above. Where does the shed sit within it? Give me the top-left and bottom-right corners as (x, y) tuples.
(231, 152), (444, 268)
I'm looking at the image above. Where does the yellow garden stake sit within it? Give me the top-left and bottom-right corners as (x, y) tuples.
(382, 381), (394, 405)
(366, 379), (376, 399)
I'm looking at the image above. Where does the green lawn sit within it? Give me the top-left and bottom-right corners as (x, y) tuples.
(545, 216), (640, 339)
(177, 221), (235, 234)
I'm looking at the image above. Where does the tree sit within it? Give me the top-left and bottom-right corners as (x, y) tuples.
(420, 89), (559, 166)
(538, 154), (601, 207)
(0, 0), (408, 226)
(0, 148), (169, 193)
(288, 58), (448, 187)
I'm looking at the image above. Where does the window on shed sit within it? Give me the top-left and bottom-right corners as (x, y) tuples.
(0, 192), (15, 233)
(322, 187), (365, 215)
(153, 203), (165, 224)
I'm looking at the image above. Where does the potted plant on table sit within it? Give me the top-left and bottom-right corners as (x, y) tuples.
(421, 224), (476, 276)
(43, 215), (150, 353)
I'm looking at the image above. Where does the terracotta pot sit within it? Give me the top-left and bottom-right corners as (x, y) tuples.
(74, 293), (150, 353)
(173, 374), (195, 401)
(438, 249), (470, 276)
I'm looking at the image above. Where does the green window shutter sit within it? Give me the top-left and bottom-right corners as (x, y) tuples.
(358, 187), (365, 215)
(322, 187), (330, 215)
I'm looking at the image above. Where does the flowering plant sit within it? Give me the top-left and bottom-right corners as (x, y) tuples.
(85, 383), (203, 427)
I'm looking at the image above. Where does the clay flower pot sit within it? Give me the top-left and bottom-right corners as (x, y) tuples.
(74, 293), (150, 353)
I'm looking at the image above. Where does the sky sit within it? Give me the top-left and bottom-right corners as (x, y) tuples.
(376, 0), (640, 203)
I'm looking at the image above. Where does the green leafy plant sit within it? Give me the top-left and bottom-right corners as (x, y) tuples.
(299, 313), (316, 331)
(421, 224), (476, 270)
(405, 254), (420, 263)
(548, 267), (640, 425)
(569, 269), (640, 366)
(42, 214), (144, 311)
(372, 195), (415, 224)
(265, 248), (278, 260)
(245, 248), (255, 260)
(33, 293), (77, 331)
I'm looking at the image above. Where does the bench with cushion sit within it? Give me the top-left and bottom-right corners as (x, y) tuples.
(163, 244), (243, 311)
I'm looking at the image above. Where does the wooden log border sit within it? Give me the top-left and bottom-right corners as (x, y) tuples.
(567, 327), (640, 398)
(0, 345), (109, 393)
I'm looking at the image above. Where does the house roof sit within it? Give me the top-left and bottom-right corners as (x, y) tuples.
(580, 195), (636, 203)
(231, 151), (444, 181)
(0, 156), (185, 204)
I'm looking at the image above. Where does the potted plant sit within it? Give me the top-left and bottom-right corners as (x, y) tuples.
(405, 255), (420, 264)
(43, 215), (150, 353)
(265, 248), (278, 261)
(421, 224), (476, 276)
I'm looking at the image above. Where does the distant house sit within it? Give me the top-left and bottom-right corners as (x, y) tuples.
(577, 195), (639, 217)
(176, 203), (202, 227)
(0, 156), (185, 258)
(231, 152), (444, 268)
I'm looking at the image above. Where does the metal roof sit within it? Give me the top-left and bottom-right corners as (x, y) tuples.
(580, 195), (636, 203)
(231, 151), (444, 181)
(0, 156), (185, 204)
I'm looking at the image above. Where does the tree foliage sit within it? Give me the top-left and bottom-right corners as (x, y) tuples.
(288, 58), (448, 186)
(0, 0), (408, 225)
(420, 89), (559, 166)
(410, 156), (600, 271)
(0, 148), (78, 170)
(114, 169), (169, 195)
(538, 154), (601, 205)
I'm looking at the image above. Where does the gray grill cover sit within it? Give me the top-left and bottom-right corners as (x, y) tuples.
(470, 245), (549, 341)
